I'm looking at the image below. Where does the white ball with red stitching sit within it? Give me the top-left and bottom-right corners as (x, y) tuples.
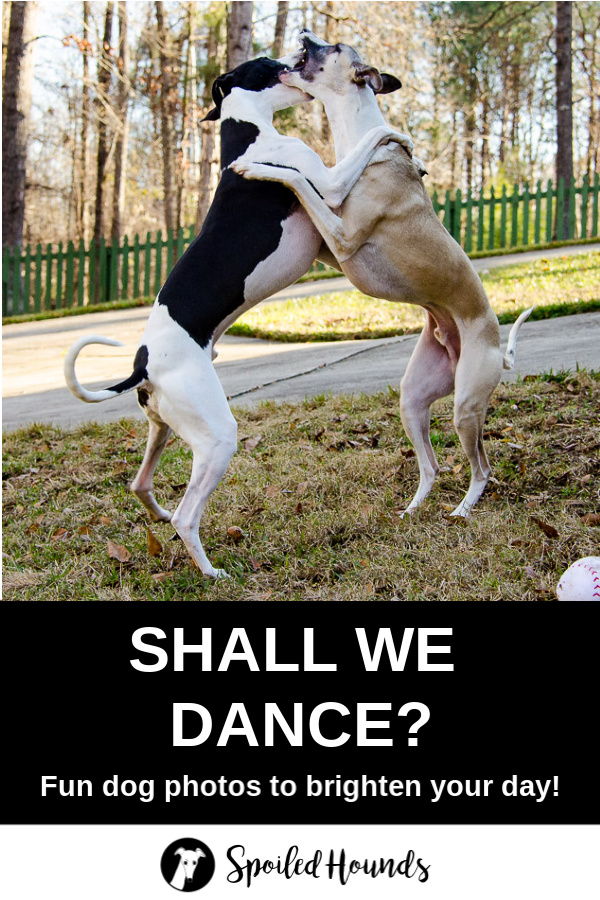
(557, 557), (600, 601)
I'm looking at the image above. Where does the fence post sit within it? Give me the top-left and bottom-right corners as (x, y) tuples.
(465, 189), (473, 252)
(568, 176), (577, 239)
(500, 185), (508, 248)
(65, 241), (75, 308)
(12, 245), (23, 313)
(522, 183), (530, 246)
(476, 191), (484, 251)
(166, 227), (174, 274)
(432, 190), (439, 216)
(144, 232), (151, 298)
(510, 183), (519, 247)
(580, 174), (589, 239)
(122, 235), (130, 300)
(45, 243), (53, 310)
(556, 177), (565, 240)
(534, 180), (542, 244)
(133, 234), (140, 299)
(56, 242), (64, 309)
(2, 246), (9, 316)
(488, 186), (496, 250)
(77, 239), (86, 306)
(154, 230), (163, 296)
(23, 244), (31, 314)
(545, 179), (553, 242)
(34, 243), (43, 312)
(592, 172), (599, 237)
(177, 226), (185, 261)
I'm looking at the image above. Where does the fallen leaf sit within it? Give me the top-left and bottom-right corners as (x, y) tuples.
(401, 448), (415, 458)
(580, 513), (600, 527)
(107, 540), (131, 562)
(50, 527), (69, 541)
(452, 463), (463, 474)
(530, 517), (559, 539)
(78, 525), (91, 535)
(265, 484), (280, 498)
(99, 515), (111, 526)
(147, 528), (163, 557)
(152, 572), (176, 582)
(294, 501), (303, 515)
(227, 525), (244, 542)
(242, 434), (262, 451)
(250, 558), (263, 571)
(259, 590), (273, 600)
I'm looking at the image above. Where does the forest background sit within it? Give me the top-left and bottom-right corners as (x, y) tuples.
(2, 1), (597, 255)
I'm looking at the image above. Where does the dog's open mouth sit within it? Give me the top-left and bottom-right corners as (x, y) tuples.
(285, 46), (308, 73)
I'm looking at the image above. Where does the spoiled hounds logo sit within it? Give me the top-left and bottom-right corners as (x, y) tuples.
(161, 838), (215, 892)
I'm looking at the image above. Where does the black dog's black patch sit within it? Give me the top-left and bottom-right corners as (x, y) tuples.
(157, 120), (298, 349)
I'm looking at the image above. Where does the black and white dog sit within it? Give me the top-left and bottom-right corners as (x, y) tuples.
(64, 51), (410, 577)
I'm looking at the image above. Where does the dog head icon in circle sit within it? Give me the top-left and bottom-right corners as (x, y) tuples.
(170, 846), (206, 891)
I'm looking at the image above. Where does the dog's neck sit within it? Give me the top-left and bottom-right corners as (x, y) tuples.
(221, 89), (280, 134)
(320, 88), (387, 161)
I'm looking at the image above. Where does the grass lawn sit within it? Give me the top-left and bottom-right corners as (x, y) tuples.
(228, 252), (600, 341)
(3, 371), (599, 602)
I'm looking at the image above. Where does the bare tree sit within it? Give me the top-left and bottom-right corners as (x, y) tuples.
(227, 1), (253, 70)
(195, 25), (221, 232)
(78, 0), (92, 244)
(272, 1), (288, 58)
(111, 1), (131, 243)
(155, 0), (179, 233)
(93, 1), (114, 250)
(556, 1), (573, 236)
(2, 1), (38, 248)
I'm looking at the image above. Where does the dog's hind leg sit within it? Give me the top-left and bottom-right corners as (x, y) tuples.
(158, 361), (238, 578)
(131, 415), (173, 522)
(400, 316), (456, 514)
(450, 338), (503, 518)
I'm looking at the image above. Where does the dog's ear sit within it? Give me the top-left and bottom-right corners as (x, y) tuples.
(201, 106), (220, 122)
(352, 65), (383, 93)
(202, 72), (236, 121)
(378, 73), (403, 94)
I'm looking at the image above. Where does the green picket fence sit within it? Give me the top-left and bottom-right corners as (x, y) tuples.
(3, 174), (599, 317)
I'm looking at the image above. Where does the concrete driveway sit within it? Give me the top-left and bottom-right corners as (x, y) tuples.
(3, 244), (599, 432)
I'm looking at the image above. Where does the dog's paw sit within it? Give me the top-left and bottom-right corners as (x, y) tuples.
(205, 566), (231, 580)
(388, 131), (414, 155)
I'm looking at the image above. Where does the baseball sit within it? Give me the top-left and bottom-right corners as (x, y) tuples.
(556, 557), (600, 601)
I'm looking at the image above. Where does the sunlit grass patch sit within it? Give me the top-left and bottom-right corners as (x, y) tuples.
(228, 252), (600, 342)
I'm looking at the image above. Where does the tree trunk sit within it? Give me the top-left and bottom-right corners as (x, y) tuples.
(195, 26), (219, 232)
(227, 1), (253, 70)
(272, 1), (288, 58)
(79, 0), (91, 244)
(93, 1), (114, 248)
(2, 1), (38, 249)
(111, 1), (130, 244)
(556, 0), (573, 238)
(155, 0), (179, 233)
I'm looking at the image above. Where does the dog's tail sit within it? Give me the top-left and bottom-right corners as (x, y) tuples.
(64, 336), (148, 402)
(502, 306), (535, 370)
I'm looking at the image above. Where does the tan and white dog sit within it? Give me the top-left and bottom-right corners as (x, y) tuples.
(234, 32), (533, 517)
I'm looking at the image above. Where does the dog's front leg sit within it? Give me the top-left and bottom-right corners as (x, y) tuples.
(320, 126), (413, 207)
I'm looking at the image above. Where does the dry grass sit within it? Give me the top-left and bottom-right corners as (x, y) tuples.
(3, 372), (599, 602)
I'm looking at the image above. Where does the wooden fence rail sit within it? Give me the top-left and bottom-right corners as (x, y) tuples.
(3, 174), (599, 317)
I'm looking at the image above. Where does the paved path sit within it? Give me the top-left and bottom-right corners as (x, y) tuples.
(3, 244), (599, 432)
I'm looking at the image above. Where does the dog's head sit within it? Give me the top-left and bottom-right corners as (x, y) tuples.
(203, 54), (312, 121)
(279, 31), (402, 99)
(173, 847), (206, 882)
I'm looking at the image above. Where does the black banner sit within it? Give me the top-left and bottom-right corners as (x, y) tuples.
(2, 603), (595, 825)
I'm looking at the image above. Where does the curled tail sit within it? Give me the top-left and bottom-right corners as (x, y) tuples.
(64, 336), (148, 403)
(503, 306), (535, 370)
